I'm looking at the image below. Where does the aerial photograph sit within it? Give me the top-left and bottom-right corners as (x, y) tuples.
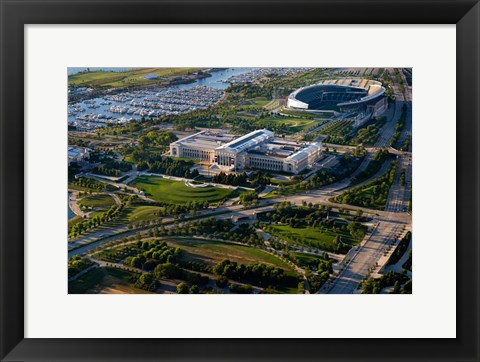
(67, 67), (412, 294)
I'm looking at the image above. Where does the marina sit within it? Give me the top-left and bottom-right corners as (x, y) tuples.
(68, 68), (254, 130)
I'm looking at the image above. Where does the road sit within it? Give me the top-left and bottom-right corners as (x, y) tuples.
(320, 68), (413, 294)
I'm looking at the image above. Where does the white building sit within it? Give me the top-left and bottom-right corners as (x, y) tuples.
(170, 129), (321, 174)
(68, 146), (91, 165)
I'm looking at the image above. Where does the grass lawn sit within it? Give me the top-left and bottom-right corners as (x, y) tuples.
(131, 176), (237, 205)
(166, 238), (299, 293)
(68, 203), (168, 241)
(127, 205), (165, 222)
(68, 267), (151, 294)
(290, 252), (324, 268)
(263, 187), (300, 199)
(269, 178), (296, 186)
(68, 181), (117, 192)
(240, 97), (270, 109)
(166, 238), (293, 271)
(260, 115), (317, 134)
(268, 223), (357, 252)
(281, 109), (331, 119)
(78, 194), (115, 209)
(68, 67), (202, 89)
(68, 215), (83, 230)
(347, 185), (386, 209)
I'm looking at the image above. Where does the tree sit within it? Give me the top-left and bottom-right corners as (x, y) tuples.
(297, 281), (305, 294)
(154, 263), (181, 279)
(392, 280), (401, 294)
(215, 275), (229, 288)
(176, 282), (189, 294)
(239, 191), (259, 207)
(189, 285), (199, 294)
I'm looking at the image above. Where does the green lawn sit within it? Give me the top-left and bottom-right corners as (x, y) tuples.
(261, 115), (317, 134)
(166, 238), (293, 270)
(68, 67), (202, 89)
(68, 267), (150, 294)
(281, 109), (331, 119)
(78, 194), (115, 209)
(68, 215), (83, 229)
(131, 176), (237, 205)
(268, 223), (357, 252)
(127, 205), (165, 222)
(240, 96), (270, 109)
(290, 252), (324, 268)
(166, 238), (299, 293)
(344, 185), (386, 209)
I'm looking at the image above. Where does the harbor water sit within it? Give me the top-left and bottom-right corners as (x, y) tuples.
(68, 68), (254, 128)
(68, 192), (75, 220)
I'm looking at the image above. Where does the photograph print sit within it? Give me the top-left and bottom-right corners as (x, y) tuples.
(67, 67), (412, 295)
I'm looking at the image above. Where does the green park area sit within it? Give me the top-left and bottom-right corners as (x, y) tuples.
(68, 67), (202, 89)
(166, 238), (292, 270)
(68, 215), (84, 231)
(335, 160), (397, 210)
(267, 223), (357, 252)
(126, 205), (165, 223)
(240, 96), (270, 109)
(289, 252), (326, 268)
(90, 237), (300, 293)
(165, 238), (299, 293)
(78, 194), (115, 210)
(131, 176), (239, 205)
(69, 267), (151, 294)
(260, 115), (318, 134)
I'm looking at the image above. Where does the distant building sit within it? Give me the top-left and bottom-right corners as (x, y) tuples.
(170, 129), (321, 174)
(68, 146), (90, 165)
(287, 78), (387, 117)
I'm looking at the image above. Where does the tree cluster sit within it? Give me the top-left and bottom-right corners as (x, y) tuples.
(155, 218), (263, 247)
(362, 271), (411, 294)
(70, 177), (116, 192)
(68, 256), (94, 278)
(351, 148), (390, 185)
(213, 259), (285, 289)
(123, 240), (180, 271)
(212, 172), (248, 186)
(335, 160), (398, 210)
(69, 202), (125, 238)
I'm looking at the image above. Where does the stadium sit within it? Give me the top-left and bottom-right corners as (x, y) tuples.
(287, 78), (387, 116)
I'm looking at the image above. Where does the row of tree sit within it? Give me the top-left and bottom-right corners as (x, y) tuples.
(213, 259), (286, 289)
(335, 160), (398, 210)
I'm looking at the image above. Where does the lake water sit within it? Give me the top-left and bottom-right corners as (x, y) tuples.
(171, 68), (252, 90)
(68, 192), (76, 219)
(68, 68), (255, 126)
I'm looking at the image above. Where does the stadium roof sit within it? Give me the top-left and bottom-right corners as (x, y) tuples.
(288, 78), (385, 109)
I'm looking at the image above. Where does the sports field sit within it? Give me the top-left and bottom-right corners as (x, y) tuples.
(131, 176), (238, 205)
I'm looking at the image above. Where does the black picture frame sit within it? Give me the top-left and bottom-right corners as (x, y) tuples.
(1, 0), (479, 361)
